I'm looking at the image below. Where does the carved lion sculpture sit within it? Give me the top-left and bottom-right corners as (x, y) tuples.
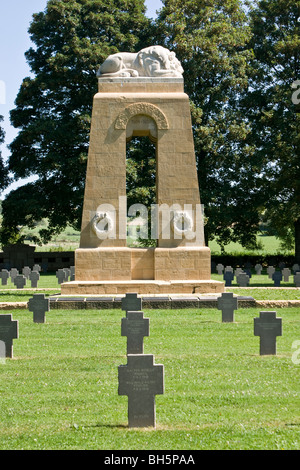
(97, 46), (183, 78)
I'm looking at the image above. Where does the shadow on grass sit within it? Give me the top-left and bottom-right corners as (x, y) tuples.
(88, 423), (128, 429)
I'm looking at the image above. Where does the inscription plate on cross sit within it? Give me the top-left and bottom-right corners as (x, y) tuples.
(254, 311), (282, 355)
(118, 354), (164, 428)
(0, 314), (19, 358)
(121, 311), (150, 354)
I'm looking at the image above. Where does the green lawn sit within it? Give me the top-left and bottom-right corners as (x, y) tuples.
(0, 308), (299, 450)
(209, 234), (292, 255)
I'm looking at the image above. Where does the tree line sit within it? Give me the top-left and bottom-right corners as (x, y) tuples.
(0, 0), (299, 261)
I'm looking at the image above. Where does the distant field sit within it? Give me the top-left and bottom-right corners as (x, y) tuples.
(209, 234), (291, 256)
(23, 224), (80, 252)
(21, 223), (292, 256)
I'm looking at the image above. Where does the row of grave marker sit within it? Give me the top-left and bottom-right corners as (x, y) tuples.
(0, 292), (284, 428)
(0, 266), (75, 288)
(1, 263), (299, 289)
(0, 292), (284, 356)
(220, 265), (300, 287)
(218, 292), (282, 354)
(119, 293), (164, 428)
(213, 262), (300, 274)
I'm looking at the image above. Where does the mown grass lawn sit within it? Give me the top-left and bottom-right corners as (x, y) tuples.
(0, 308), (299, 450)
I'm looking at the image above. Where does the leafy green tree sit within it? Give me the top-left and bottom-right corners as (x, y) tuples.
(126, 137), (156, 210)
(245, 0), (300, 261)
(1, 0), (150, 245)
(0, 116), (9, 194)
(155, 0), (260, 250)
(126, 136), (156, 245)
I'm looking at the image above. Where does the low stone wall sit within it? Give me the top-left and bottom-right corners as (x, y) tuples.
(1, 296), (299, 310)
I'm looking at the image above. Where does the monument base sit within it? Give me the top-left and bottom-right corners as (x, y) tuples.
(60, 279), (224, 295)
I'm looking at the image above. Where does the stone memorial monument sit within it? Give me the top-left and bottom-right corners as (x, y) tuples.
(61, 46), (224, 295)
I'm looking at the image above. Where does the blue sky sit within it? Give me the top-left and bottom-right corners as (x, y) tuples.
(0, 0), (163, 196)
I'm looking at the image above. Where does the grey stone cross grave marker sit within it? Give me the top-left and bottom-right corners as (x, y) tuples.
(118, 354), (164, 428)
(0, 314), (19, 358)
(292, 264), (300, 274)
(234, 267), (243, 278)
(267, 266), (275, 279)
(224, 266), (233, 273)
(28, 294), (50, 323)
(121, 311), (150, 354)
(294, 272), (300, 287)
(63, 268), (70, 281)
(244, 268), (252, 278)
(14, 274), (26, 289)
(29, 270), (40, 288)
(121, 293), (142, 313)
(0, 340), (5, 364)
(56, 269), (67, 284)
(237, 272), (250, 287)
(0, 269), (9, 286)
(254, 311), (282, 355)
(32, 264), (41, 272)
(217, 292), (238, 322)
(70, 266), (75, 281)
(255, 263), (262, 275)
(10, 268), (18, 282)
(22, 266), (31, 279)
(223, 271), (234, 286)
(272, 271), (282, 287)
(216, 264), (224, 275)
(282, 268), (291, 282)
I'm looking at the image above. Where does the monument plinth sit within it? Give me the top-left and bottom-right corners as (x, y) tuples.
(62, 47), (224, 295)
